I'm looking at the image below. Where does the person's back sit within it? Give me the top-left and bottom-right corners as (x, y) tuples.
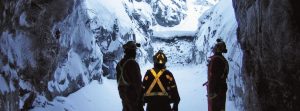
(207, 39), (229, 111)
(142, 50), (180, 111)
(116, 41), (143, 111)
(208, 54), (228, 93)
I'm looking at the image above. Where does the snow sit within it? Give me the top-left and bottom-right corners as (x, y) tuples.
(84, 0), (133, 35)
(132, 1), (153, 22)
(19, 12), (29, 27)
(32, 64), (238, 111)
(0, 30), (36, 95)
(195, 0), (240, 63)
(34, 80), (122, 111)
(19, 92), (32, 109)
(0, 31), (36, 70)
(44, 0), (104, 95)
(19, 80), (33, 91)
(0, 74), (17, 94)
(134, 28), (147, 44)
(48, 49), (89, 92)
(160, 0), (174, 6)
(0, 75), (9, 94)
(33, 80), (122, 111)
(152, 40), (195, 65)
(152, 0), (217, 39)
(83, 0), (149, 52)
(107, 40), (122, 52)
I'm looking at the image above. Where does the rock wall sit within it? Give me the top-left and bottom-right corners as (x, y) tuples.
(146, 0), (187, 27)
(233, 0), (300, 110)
(0, 0), (103, 110)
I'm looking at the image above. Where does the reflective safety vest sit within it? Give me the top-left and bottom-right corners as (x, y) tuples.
(117, 59), (135, 86)
(144, 69), (168, 96)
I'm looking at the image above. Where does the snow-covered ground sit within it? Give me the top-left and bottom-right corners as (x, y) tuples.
(31, 64), (238, 111)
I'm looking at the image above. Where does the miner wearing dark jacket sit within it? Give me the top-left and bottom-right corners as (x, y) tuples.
(116, 41), (143, 111)
(207, 39), (229, 111)
(142, 50), (180, 111)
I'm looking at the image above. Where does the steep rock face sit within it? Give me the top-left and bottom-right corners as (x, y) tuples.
(151, 36), (196, 65)
(146, 0), (187, 27)
(0, 0), (103, 110)
(233, 0), (300, 110)
(84, 0), (153, 79)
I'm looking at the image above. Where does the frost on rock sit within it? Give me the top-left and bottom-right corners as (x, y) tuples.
(149, 0), (187, 27)
(0, 75), (9, 94)
(84, 0), (154, 79)
(1, 0), (103, 110)
(0, 30), (36, 110)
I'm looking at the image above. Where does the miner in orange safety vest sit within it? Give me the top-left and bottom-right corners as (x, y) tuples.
(205, 39), (229, 111)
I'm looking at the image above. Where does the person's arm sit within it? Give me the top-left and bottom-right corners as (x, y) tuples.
(166, 71), (180, 111)
(142, 70), (151, 104)
(124, 60), (143, 101)
(129, 60), (142, 87)
(142, 70), (151, 95)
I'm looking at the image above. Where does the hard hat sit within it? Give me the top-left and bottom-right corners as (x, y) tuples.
(153, 50), (167, 64)
(123, 41), (140, 50)
(213, 39), (227, 53)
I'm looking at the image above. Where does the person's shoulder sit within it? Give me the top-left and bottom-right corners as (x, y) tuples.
(147, 68), (157, 73)
(118, 58), (127, 64)
(145, 69), (152, 74)
(124, 59), (138, 65)
(116, 59), (124, 68)
(164, 69), (173, 74)
(210, 55), (225, 61)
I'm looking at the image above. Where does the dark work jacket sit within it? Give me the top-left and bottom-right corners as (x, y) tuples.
(116, 56), (143, 104)
(208, 54), (229, 95)
(142, 66), (180, 107)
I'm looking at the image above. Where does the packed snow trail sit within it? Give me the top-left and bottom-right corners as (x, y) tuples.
(31, 64), (237, 111)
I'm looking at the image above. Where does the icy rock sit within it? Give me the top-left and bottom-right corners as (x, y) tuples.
(233, 0), (300, 110)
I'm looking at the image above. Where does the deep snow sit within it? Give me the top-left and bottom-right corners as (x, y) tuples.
(31, 64), (238, 111)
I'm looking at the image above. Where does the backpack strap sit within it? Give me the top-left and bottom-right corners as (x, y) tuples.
(117, 59), (135, 86)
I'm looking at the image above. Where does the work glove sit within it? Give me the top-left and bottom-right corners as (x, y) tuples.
(172, 102), (179, 111)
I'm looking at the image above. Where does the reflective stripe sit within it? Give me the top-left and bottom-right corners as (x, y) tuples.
(165, 75), (173, 81)
(150, 69), (167, 94)
(117, 59), (135, 86)
(145, 92), (168, 96)
(171, 85), (176, 88)
(145, 69), (168, 96)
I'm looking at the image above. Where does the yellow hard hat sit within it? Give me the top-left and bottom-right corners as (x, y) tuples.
(153, 50), (167, 64)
